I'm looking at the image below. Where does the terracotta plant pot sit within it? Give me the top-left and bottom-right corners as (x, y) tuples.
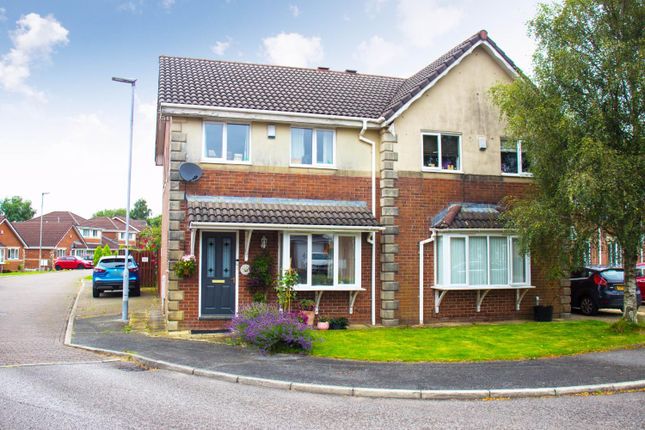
(302, 310), (315, 326)
(317, 321), (329, 330)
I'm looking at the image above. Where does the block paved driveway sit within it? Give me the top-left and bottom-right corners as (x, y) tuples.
(0, 272), (644, 429)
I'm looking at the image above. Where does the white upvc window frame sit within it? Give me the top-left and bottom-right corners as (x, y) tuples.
(281, 232), (361, 288)
(119, 232), (136, 241)
(55, 248), (67, 258)
(435, 233), (530, 287)
(6, 248), (19, 260)
(202, 121), (252, 164)
(0, 248), (4, 263)
(289, 127), (337, 169)
(421, 131), (462, 173)
(501, 138), (532, 177)
(81, 229), (99, 238)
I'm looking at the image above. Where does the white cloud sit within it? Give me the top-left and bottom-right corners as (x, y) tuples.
(262, 32), (323, 67)
(211, 38), (231, 56)
(161, 0), (175, 10)
(0, 8), (7, 22)
(289, 5), (300, 17)
(365, 0), (388, 17)
(118, 1), (143, 14)
(355, 35), (403, 74)
(397, 0), (462, 48)
(0, 13), (69, 100)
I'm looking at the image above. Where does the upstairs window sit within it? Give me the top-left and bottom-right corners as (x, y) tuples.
(501, 139), (530, 175)
(422, 133), (461, 171)
(204, 122), (250, 163)
(81, 229), (99, 238)
(291, 128), (335, 167)
(119, 232), (135, 241)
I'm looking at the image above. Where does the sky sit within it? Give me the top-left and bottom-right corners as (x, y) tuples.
(0, 0), (542, 219)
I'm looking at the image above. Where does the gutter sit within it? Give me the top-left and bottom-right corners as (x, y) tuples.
(418, 229), (437, 325)
(189, 222), (385, 232)
(359, 119), (378, 326)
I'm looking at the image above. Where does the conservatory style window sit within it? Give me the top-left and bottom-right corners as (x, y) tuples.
(282, 232), (361, 288)
(436, 235), (530, 287)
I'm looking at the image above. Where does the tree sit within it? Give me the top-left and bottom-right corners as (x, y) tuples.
(148, 214), (162, 228)
(130, 198), (151, 220)
(492, 0), (644, 322)
(139, 225), (161, 252)
(0, 196), (36, 221)
(92, 208), (127, 218)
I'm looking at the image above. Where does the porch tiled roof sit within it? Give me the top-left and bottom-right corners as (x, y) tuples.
(431, 203), (505, 230)
(187, 196), (379, 227)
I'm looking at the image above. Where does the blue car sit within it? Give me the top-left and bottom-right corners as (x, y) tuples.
(92, 256), (140, 298)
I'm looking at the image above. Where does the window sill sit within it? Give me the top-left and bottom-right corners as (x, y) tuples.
(501, 172), (533, 178)
(289, 163), (337, 170)
(421, 168), (463, 174)
(200, 158), (252, 166)
(294, 285), (363, 291)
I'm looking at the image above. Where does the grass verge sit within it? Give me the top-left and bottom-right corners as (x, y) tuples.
(311, 320), (644, 362)
(0, 271), (51, 277)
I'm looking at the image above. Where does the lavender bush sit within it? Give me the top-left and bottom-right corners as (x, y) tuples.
(230, 303), (314, 354)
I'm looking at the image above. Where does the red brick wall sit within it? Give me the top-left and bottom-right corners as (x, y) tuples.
(0, 222), (24, 272)
(396, 174), (558, 324)
(176, 169), (378, 330)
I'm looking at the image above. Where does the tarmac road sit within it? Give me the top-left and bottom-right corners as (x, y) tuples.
(0, 271), (643, 429)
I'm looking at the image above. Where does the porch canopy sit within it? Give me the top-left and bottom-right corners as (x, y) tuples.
(187, 195), (383, 314)
(429, 202), (534, 314)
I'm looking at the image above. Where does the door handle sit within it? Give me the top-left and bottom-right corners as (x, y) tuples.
(212, 280), (225, 284)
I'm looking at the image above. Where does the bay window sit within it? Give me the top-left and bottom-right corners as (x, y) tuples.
(422, 132), (461, 171)
(203, 121), (251, 163)
(283, 232), (360, 287)
(435, 234), (530, 287)
(291, 128), (335, 167)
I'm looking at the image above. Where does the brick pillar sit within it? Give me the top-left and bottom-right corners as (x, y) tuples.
(379, 129), (400, 326)
(166, 130), (187, 331)
(559, 278), (571, 318)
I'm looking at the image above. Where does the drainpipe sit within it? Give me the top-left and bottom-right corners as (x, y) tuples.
(418, 229), (437, 325)
(359, 119), (377, 326)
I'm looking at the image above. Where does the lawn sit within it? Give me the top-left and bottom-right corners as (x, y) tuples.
(312, 320), (644, 362)
(0, 271), (51, 277)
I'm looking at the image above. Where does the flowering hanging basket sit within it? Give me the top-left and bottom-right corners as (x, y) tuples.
(174, 255), (196, 278)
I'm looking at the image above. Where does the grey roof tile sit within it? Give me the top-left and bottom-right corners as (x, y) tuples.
(432, 203), (505, 229)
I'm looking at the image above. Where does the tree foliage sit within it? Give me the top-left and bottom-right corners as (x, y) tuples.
(130, 198), (151, 220)
(92, 208), (127, 218)
(0, 196), (36, 221)
(491, 0), (644, 322)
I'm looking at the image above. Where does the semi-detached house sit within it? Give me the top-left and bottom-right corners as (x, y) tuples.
(155, 30), (568, 331)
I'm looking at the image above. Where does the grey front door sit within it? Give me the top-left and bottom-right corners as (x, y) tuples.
(201, 232), (236, 316)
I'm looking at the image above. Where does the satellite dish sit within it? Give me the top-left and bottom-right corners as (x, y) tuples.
(179, 162), (203, 183)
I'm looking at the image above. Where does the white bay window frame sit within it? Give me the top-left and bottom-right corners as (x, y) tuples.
(202, 121), (252, 164)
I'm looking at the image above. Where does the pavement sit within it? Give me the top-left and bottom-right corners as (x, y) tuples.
(69, 281), (645, 399)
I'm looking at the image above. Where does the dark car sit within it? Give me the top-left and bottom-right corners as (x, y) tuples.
(92, 256), (140, 298)
(570, 266), (642, 315)
(54, 255), (93, 270)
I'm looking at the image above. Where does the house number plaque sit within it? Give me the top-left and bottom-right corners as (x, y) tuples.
(240, 264), (250, 276)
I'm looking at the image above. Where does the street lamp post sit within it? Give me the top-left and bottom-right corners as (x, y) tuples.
(112, 76), (136, 322)
(38, 192), (49, 271)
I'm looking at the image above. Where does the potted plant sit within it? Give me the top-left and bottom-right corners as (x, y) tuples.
(298, 299), (316, 326)
(173, 255), (196, 278)
(329, 317), (349, 330)
(533, 296), (553, 322)
(317, 317), (330, 330)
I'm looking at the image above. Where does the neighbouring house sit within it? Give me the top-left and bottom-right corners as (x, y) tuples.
(0, 216), (28, 272)
(155, 30), (569, 331)
(582, 230), (645, 268)
(78, 216), (147, 258)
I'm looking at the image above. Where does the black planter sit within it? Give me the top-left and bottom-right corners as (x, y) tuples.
(533, 305), (553, 322)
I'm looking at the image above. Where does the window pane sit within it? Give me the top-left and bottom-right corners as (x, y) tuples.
(289, 235), (308, 284)
(226, 124), (249, 161)
(291, 128), (313, 165)
(316, 130), (334, 165)
(490, 237), (508, 284)
(501, 139), (518, 173)
(521, 147), (530, 173)
(205, 123), (223, 158)
(441, 135), (460, 170)
(511, 238), (526, 283)
(469, 237), (488, 285)
(311, 234), (333, 286)
(423, 135), (439, 168)
(436, 236), (443, 284)
(338, 236), (355, 284)
(450, 237), (466, 284)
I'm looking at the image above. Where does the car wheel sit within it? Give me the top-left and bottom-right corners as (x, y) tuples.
(92, 287), (100, 298)
(579, 296), (598, 316)
(77, 264), (83, 269)
(55, 265), (62, 271)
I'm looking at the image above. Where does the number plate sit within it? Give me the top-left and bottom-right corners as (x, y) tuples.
(615, 285), (624, 291)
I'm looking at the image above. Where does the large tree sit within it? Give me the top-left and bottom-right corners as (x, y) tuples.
(0, 196), (36, 221)
(130, 198), (151, 220)
(92, 208), (127, 218)
(492, 0), (644, 322)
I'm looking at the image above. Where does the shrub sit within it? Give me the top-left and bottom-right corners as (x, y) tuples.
(173, 255), (196, 278)
(230, 304), (314, 354)
(329, 317), (349, 330)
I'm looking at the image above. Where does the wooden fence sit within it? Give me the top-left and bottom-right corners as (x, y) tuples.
(131, 250), (159, 288)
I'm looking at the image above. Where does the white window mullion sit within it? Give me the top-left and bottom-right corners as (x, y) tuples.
(355, 233), (361, 288)
(312, 129), (318, 167)
(487, 236), (491, 286)
(507, 237), (512, 284)
(307, 234), (312, 287)
(222, 123), (228, 161)
(333, 235), (339, 286)
(516, 142), (522, 174)
(438, 133), (443, 168)
(465, 236), (470, 285)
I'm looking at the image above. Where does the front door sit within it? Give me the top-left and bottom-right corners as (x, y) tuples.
(201, 232), (236, 317)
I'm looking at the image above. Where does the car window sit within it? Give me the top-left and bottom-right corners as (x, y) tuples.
(600, 269), (624, 283)
(100, 257), (135, 268)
